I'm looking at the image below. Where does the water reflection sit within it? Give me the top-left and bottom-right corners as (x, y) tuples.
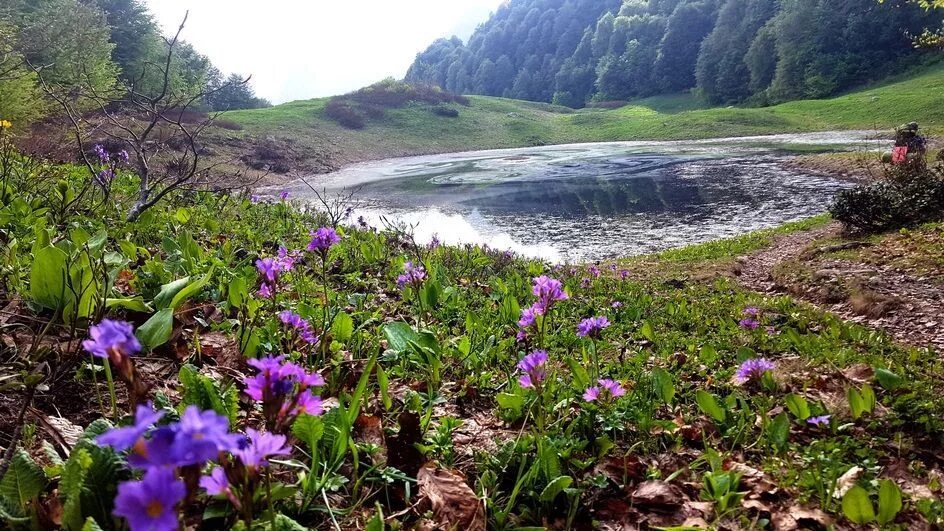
(276, 132), (882, 262)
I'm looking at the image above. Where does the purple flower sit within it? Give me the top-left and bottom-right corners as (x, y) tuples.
(583, 379), (626, 402)
(518, 350), (548, 389)
(276, 246), (300, 272)
(580, 278), (591, 289)
(518, 307), (537, 328)
(396, 261), (427, 290)
(619, 270), (630, 280)
(743, 307), (760, 317)
(93, 144), (109, 163)
(307, 227), (340, 254)
(82, 319), (141, 361)
(611, 301), (623, 309)
(244, 356), (326, 432)
(739, 318), (760, 330)
(169, 406), (242, 466)
(279, 190), (290, 201)
(734, 358), (775, 383)
(429, 234), (441, 249)
(117, 150), (129, 163)
(531, 275), (568, 315)
(256, 258), (280, 284)
(97, 402), (164, 451)
(588, 265), (601, 278)
(577, 316), (610, 338)
(234, 429), (290, 468)
(257, 283), (273, 299)
(113, 468), (185, 531)
(515, 329), (527, 342)
(807, 415), (831, 427)
(96, 169), (114, 187)
(250, 194), (262, 204)
(200, 467), (230, 496)
(278, 311), (319, 345)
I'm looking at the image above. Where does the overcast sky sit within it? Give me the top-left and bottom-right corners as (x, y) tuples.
(144, 1), (504, 104)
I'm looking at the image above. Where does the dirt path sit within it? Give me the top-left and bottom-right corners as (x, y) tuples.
(735, 222), (944, 352)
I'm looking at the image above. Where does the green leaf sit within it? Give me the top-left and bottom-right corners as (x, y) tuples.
(60, 448), (93, 530)
(695, 390), (726, 423)
(80, 517), (105, 531)
(153, 277), (191, 310)
(382, 322), (417, 353)
(0, 449), (46, 509)
(651, 368), (675, 405)
(496, 392), (524, 416)
(365, 508), (385, 531)
(768, 412), (790, 451)
(640, 321), (656, 342)
(30, 245), (69, 310)
(227, 276), (249, 309)
(874, 368), (904, 391)
(292, 415), (324, 454)
(784, 394), (811, 420)
(174, 208), (192, 224)
(842, 485), (875, 524)
(860, 384), (876, 414)
(847, 387), (865, 419)
(376, 364), (392, 410)
(105, 297), (151, 313)
(566, 357), (590, 390)
(136, 308), (174, 350)
(332, 312), (354, 343)
(876, 479), (902, 525)
(168, 268), (214, 311)
(539, 475), (573, 502)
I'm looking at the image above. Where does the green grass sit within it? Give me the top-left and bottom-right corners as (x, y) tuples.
(220, 63), (944, 168)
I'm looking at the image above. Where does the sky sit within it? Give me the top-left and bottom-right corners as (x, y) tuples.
(145, 1), (505, 104)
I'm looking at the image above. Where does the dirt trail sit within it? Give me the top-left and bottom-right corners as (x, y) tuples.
(735, 222), (944, 352)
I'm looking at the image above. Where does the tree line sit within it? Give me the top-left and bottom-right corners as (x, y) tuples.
(0, 0), (269, 126)
(406, 0), (942, 108)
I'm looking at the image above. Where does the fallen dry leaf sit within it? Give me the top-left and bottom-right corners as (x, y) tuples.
(416, 464), (485, 531)
(631, 480), (686, 510)
(353, 414), (387, 465)
(833, 466), (863, 499)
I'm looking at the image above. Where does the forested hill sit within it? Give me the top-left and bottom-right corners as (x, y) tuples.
(405, 0), (941, 108)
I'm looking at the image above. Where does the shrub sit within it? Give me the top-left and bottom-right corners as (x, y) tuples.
(831, 167), (944, 232)
(587, 100), (629, 109)
(432, 106), (459, 118)
(323, 100), (366, 130)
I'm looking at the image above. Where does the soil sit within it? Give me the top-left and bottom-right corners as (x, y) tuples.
(733, 222), (944, 352)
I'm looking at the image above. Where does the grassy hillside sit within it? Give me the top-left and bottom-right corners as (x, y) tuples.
(217, 64), (944, 176)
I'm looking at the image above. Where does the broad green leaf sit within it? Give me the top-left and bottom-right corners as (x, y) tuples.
(539, 475), (573, 502)
(496, 392), (524, 416)
(847, 387), (866, 420)
(695, 390), (726, 423)
(60, 448), (93, 530)
(168, 269), (214, 311)
(30, 245), (69, 310)
(153, 277), (191, 310)
(651, 368), (675, 404)
(332, 312), (354, 343)
(860, 384), (876, 414)
(292, 415), (325, 454)
(365, 508), (385, 531)
(382, 322), (417, 353)
(0, 449), (46, 509)
(227, 276), (248, 309)
(842, 485), (875, 524)
(376, 364), (392, 410)
(566, 357), (590, 390)
(81, 517), (105, 531)
(136, 308), (174, 350)
(105, 297), (151, 313)
(640, 321), (656, 342)
(784, 394), (811, 420)
(877, 479), (902, 525)
(874, 368), (904, 391)
(768, 412), (790, 451)
(174, 208), (192, 224)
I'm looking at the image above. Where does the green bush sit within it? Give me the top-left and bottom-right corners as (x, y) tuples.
(831, 166), (944, 233)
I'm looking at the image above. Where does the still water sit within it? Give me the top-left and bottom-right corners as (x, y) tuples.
(279, 132), (882, 263)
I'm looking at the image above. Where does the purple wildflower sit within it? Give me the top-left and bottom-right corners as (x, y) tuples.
(233, 428), (291, 468)
(531, 275), (568, 314)
(244, 356), (326, 432)
(200, 467), (230, 496)
(257, 283), (273, 299)
(515, 329), (527, 342)
(583, 378), (626, 402)
(117, 150), (129, 163)
(279, 190), (290, 201)
(739, 318), (760, 330)
(517, 350), (549, 389)
(612, 301), (623, 309)
(250, 194), (262, 204)
(93, 144), (109, 163)
(588, 265), (601, 278)
(276, 246), (299, 272)
(396, 261), (427, 290)
(307, 227), (340, 254)
(743, 307), (760, 317)
(580, 278), (591, 289)
(256, 258), (280, 284)
(113, 467), (184, 531)
(619, 270), (630, 280)
(169, 407), (242, 466)
(83, 319), (141, 362)
(518, 307), (537, 328)
(97, 402), (164, 451)
(278, 310), (319, 345)
(577, 316), (610, 338)
(96, 169), (114, 187)
(734, 358), (775, 383)
(807, 415), (831, 427)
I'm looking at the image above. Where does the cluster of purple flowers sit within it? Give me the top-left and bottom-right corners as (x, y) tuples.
(396, 261), (427, 290)
(734, 357), (775, 384)
(255, 247), (299, 299)
(583, 379), (626, 403)
(93, 144), (129, 165)
(243, 355), (325, 433)
(98, 404), (244, 531)
(517, 276), (568, 341)
(739, 307), (761, 330)
(807, 415), (831, 427)
(83, 319), (141, 364)
(517, 350), (548, 389)
(200, 429), (290, 509)
(278, 310), (319, 345)
(307, 226), (341, 255)
(279, 190), (290, 201)
(577, 316), (610, 338)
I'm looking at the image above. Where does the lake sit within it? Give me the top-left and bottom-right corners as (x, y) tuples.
(277, 131), (883, 263)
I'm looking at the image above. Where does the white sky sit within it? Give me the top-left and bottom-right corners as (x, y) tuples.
(145, 1), (505, 104)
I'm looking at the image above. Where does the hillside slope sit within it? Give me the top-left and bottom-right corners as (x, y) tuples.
(214, 64), (944, 179)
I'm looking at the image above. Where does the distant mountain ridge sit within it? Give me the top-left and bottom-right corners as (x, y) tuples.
(405, 0), (940, 108)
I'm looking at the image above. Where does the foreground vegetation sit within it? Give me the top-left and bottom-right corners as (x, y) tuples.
(1, 129), (942, 530)
(218, 65), (944, 175)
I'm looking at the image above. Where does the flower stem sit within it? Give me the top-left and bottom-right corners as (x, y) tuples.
(102, 360), (119, 421)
